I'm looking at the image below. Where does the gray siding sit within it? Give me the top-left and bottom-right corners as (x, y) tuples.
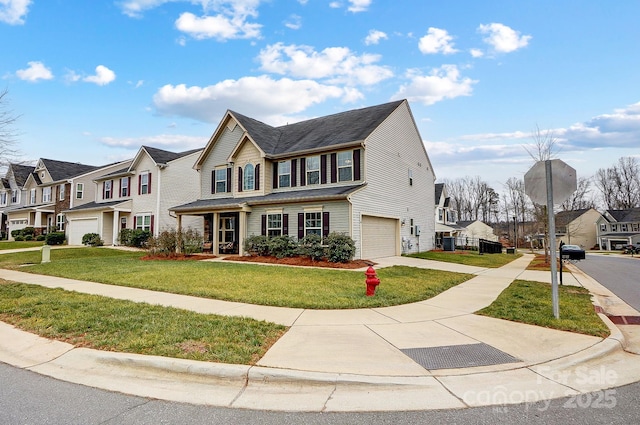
(200, 123), (244, 198)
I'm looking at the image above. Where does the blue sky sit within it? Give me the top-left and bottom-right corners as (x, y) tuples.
(2, 0), (639, 190)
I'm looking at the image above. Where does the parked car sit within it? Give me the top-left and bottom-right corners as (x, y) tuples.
(560, 244), (586, 260)
(622, 243), (640, 254)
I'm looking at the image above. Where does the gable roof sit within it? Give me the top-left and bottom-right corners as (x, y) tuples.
(555, 208), (594, 227)
(10, 163), (35, 187)
(435, 183), (444, 202)
(606, 208), (640, 222)
(142, 146), (202, 166)
(228, 100), (405, 158)
(39, 159), (99, 182)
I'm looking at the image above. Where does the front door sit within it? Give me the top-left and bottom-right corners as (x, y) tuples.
(218, 213), (239, 254)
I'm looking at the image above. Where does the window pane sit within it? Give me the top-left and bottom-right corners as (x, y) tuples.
(338, 167), (352, 181)
(244, 164), (254, 190)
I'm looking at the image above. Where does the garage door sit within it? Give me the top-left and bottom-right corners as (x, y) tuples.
(68, 218), (99, 246)
(361, 215), (398, 259)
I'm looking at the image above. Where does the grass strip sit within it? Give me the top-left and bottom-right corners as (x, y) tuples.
(0, 281), (286, 364)
(0, 241), (45, 250)
(477, 280), (609, 337)
(1, 248), (474, 309)
(407, 250), (522, 268)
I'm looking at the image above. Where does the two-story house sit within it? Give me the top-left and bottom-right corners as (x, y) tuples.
(434, 183), (460, 248)
(171, 99), (436, 260)
(596, 208), (640, 250)
(554, 208), (602, 249)
(0, 163), (34, 238)
(64, 146), (203, 245)
(6, 159), (101, 238)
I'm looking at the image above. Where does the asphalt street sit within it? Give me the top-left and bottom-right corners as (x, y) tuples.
(574, 254), (640, 311)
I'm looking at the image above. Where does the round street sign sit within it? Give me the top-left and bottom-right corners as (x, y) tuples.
(524, 159), (577, 205)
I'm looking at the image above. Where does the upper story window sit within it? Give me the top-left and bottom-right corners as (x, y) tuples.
(621, 223), (629, 232)
(30, 189), (36, 204)
(408, 169), (413, 186)
(0, 192), (6, 206)
(43, 187), (52, 203)
(306, 156), (320, 185)
(120, 177), (129, 197)
(438, 208), (444, 222)
(337, 151), (353, 182)
(243, 164), (254, 191)
(600, 223), (607, 232)
(76, 183), (84, 199)
(11, 190), (19, 204)
(59, 184), (65, 201)
(139, 173), (150, 195)
(278, 161), (291, 188)
(611, 224), (618, 232)
(104, 180), (113, 199)
(215, 168), (227, 193)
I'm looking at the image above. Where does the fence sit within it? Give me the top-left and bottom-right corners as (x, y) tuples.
(478, 238), (503, 254)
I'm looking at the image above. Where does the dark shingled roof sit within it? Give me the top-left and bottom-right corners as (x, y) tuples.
(230, 100), (404, 156)
(172, 184), (364, 212)
(65, 200), (130, 212)
(435, 183), (444, 202)
(555, 209), (593, 227)
(607, 208), (640, 222)
(143, 146), (202, 165)
(10, 163), (35, 186)
(40, 159), (99, 181)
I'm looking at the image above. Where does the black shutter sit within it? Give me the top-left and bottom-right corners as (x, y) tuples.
(283, 214), (289, 235)
(272, 163), (278, 189)
(291, 159), (297, 187)
(330, 153), (337, 183)
(226, 167), (232, 193)
(321, 155), (327, 184)
(299, 157), (306, 186)
(255, 164), (260, 190)
(211, 170), (216, 194)
(322, 212), (330, 237)
(238, 166), (243, 192)
(298, 213), (304, 239)
(261, 215), (267, 236)
(353, 149), (361, 181)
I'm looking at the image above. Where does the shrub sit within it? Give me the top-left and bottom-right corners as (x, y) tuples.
(24, 235), (34, 241)
(147, 230), (178, 255)
(14, 236), (24, 241)
(268, 235), (298, 259)
(181, 228), (204, 255)
(299, 234), (325, 261)
(11, 229), (22, 238)
(36, 235), (46, 241)
(22, 227), (36, 237)
(119, 229), (150, 248)
(82, 233), (104, 247)
(244, 235), (270, 256)
(45, 232), (66, 246)
(325, 232), (356, 263)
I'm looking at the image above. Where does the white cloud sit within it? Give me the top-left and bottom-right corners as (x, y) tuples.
(100, 134), (205, 150)
(364, 29), (387, 45)
(258, 43), (393, 86)
(470, 48), (484, 58)
(393, 65), (477, 105)
(418, 27), (458, 55)
(348, 0), (371, 13)
(152, 76), (353, 124)
(175, 11), (261, 40)
(284, 14), (301, 30)
(16, 61), (54, 82)
(83, 65), (116, 86)
(0, 0), (31, 24)
(478, 23), (531, 54)
(118, 0), (179, 18)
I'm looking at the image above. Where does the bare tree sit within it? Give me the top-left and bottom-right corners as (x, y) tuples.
(559, 176), (595, 211)
(0, 88), (20, 167)
(443, 176), (498, 223)
(524, 124), (560, 162)
(594, 157), (640, 209)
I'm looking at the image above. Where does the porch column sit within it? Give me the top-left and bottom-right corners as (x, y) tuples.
(213, 212), (220, 255)
(239, 211), (246, 256)
(112, 210), (120, 246)
(176, 214), (183, 253)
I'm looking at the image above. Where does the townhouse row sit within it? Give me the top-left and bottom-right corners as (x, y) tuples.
(1, 100), (438, 260)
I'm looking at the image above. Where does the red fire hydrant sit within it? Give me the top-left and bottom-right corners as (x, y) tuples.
(365, 266), (380, 296)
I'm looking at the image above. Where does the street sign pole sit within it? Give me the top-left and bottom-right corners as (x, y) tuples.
(545, 160), (560, 319)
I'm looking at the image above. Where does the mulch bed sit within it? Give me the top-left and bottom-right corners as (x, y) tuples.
(224, 255), (374, 269)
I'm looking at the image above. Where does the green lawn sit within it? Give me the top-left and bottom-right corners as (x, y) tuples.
(0, 282), (285, 364)
(477, 280), (609, 337)
(407, 250), (522, 268)
(0, 241), (45, 250)
(1, 248), (474, 309)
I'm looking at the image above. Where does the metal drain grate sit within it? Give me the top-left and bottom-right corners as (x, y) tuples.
(401, 343), (521, 370)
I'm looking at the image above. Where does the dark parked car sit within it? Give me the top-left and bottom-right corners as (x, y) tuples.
(560, 244), (586, 260)
(623, 243), (640, 254)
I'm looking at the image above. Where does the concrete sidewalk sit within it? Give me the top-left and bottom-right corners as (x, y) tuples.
(0, 253), (639, 412)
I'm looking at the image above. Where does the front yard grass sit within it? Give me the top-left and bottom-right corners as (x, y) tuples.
(407, 250), (522, 268)
(0, 240), (45, 250)
(476, 280), (609, 338)
(0, 281), (286, 364)
(0, 248), (474, 309)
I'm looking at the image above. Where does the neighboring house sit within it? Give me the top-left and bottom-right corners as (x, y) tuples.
(7, 159), (100, 239)
(554, 208), (602, 249)
(171, 100), (436, 259)
(434, 183), (461, 247)
(596, 208), (640, 250)
(456, 220), (499, 244)
(0, 163), (34, 238)
(64, 146), (203, 245)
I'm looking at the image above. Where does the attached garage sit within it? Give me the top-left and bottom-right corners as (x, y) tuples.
(68, 218), (98, 246)
(361, 215), (398, 259)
